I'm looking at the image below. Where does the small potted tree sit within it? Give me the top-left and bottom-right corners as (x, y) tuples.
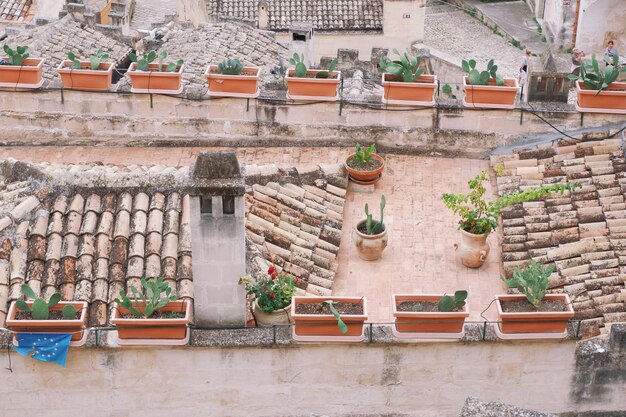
(393, 291), (468, 338)
(111, 277), (191, 344)
(497, 261), (574, 338)
(291, 295), (368, 342)
(568, 54), (626, 114)
(205, 58), (261, 98)
(57, 50), (115, 91)
(240, 264), (297, 326)
(0, 45), (44, 88)
(344, 143), (385, 184)
(285, 53), (340, 101)
(442, 169), (576, 268)
(6, 284), (87, 342)
(353, 195), (387, 261)
(462, 59), (519, 108)
(379, 48), (437, 106)
(128, 51), (185, 94)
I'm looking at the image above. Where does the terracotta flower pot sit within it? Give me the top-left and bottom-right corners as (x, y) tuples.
(496, 294), (574, 334)
(57, 60), (115, 91)
(454, 229), (490, 268)
(291, 296), (367, 338)
(127, 62), (185, 93)
(285, 69), (341, 101)
(575, 81), (626, 114)
(344, 153), (385, 183)
(253, 299), (292, 326)
(381, 74), (437, 105)
(353, 219), (388, 261)
(111, 299), (190, 340)
(393, 294), (469, 334)
(0, 57), (44, 87)
(5, 301), (88, 341)
(205, 65), (260, 97)
(463, 76), (519, 109)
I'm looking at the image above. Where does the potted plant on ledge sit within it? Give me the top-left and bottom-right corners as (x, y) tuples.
(128, 50), (185, 94)
(379, 48), (437, 106)
(0, 45), (45, 89)
(392, 291), (469, 339)
(344, 143), (385, 184)
(111, 277), (191, 345)
(291, 295), (368, 342)
(205, 58), (261, 98)
(57, 49), (115, 91)
(240, 264), (297, 326)
(353, 194), (387, 261)
(462, 59), (519, 109)
(497, 261), (574, 339)
(285, 53), (340, 101)
(568, 55), (626, 114)
(442, 169), (575, 268)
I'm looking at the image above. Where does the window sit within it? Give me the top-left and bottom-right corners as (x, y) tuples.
(223, 196), (235, 215)
(201, 196), (212, 214)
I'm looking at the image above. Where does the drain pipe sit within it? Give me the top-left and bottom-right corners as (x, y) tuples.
(571, 0), (581, 48)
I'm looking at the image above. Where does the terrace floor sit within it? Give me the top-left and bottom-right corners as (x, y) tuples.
(1, 146), (505, 323)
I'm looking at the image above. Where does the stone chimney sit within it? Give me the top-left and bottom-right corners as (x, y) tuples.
(258, 0), (269, 30)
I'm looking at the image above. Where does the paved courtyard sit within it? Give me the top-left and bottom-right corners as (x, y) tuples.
(1, 146), (505, 323)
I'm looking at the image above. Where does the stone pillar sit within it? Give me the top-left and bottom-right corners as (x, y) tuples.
(190, 153), (246, 327)
(108, 0), (131, 36)
(289, 22), (315, 66)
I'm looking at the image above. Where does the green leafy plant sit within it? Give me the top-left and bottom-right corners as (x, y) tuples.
(323, 300), (348, 334)
(352, 143), (376, 167)
(239, 265), (297, 313)
(217, 58), (244, 75)
(378, 48), (425, 82)
(3, 45), (29, 66)
(438, 290), (468, 312)
(462, 58), (504, 86)
(288, 53), (337, 78)
(442, 169), (578, 235)
(130, 50), (183, 72)
(67, 49), (109, 71)
(501, 260), (552, 308)
(442, 83), (457, 99)
(16, 284), (76, 320)
(567, 54), (626, 95)
(113, 277), (178, 318)
(364, 194), (385, 235)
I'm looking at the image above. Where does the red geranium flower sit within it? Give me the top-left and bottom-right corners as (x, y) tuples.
(271, 273), (277, 280)
(267, 265), (276, 274)
(270, 292), (276, 298)
(262, 285), (268, 291)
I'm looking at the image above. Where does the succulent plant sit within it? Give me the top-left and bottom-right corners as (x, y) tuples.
(462, 59), (504, 86)
(114, 277), (178, 318)
(323, 300), (348, 334)
(67, 49), (109, 71)
(438, 290), (468, 312)
(567, 54), (626, 94)
(3, 45), (29, 66)
(352, 143), (376, 167)
(288, 53), (337, 79)
(217, 58), (244, 75)
(364, 194), (385, 235)
(130, 50), (183, 72)
(378, 48), (425, 82)
(501, 260), (552, 308)
(16, 284), (77, 320)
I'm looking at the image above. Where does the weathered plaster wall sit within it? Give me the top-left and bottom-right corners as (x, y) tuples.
(177, 0), (209, 26)
(543, 0), (576, 49)
(575, 0), (626, 58)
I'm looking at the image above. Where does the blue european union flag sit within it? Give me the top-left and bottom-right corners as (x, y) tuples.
(13, 333), (72, 368)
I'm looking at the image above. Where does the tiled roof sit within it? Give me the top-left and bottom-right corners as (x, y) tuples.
(243, 163), (347, 296)
(0, 0), (32, 22)
(206, 0), (383, 31)
(492, 138), (626, 337)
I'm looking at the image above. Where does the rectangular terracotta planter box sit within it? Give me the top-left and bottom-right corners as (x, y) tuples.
(381, 74), (437, 105)
(496, 294), (574, 334)
(205, 65), (260, 96)
(6, 301), (88, 341)
(285, 69), (341, 100)
(463, 76), (519, 109)
(0, 57), (44, 86)
(393, 294), (469, 333)
(291, 296), (367, 337)
(111, 299), (190, 340)
(128, 62), (184, 93)
(57, 60), (115, 91)
(576, 81), (626, 113)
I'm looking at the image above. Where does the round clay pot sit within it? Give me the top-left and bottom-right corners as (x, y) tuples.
(253, 299), (292, 326)
(455, 229), (490, 268)
(353, 219), (388, 261)
(344, 153), (385, 182)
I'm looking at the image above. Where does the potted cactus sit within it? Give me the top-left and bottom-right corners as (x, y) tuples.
(291, 296), (368, 341)
(285, 53), (340, 101)
(57, 50), (115, 91)
(568, 55), (626, 114)
(6, 284), (88, 341)
(379, 48), (437, 106)
(393, 291), (469, 337)
(344, 143), (385, 184)
(462, 59), (519, 109)
(205, 58), (261, 97)
(0, 45), (44, 88)
(128, 50), (185, 94)
(353, 194), (387, 261)
(111, 277), (190, 343)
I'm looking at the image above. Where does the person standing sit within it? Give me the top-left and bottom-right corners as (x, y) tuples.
(605, 40), (619, 65)
(518, 49), (532, 101)
(571, 48), (586, 76)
